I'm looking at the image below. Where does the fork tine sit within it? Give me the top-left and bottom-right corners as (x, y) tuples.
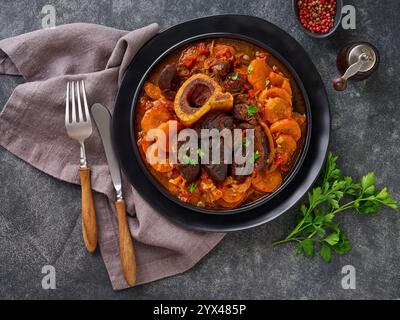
(76, 81), (84, 122)
(71, 81), (76, 122)
(81, 80), (90, 122)
(65, 82), (70, 124)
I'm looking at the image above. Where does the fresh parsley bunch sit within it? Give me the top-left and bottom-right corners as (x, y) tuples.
(273, 152), (398, 262)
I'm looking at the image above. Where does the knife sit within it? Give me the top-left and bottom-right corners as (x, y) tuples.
(91, 103), (136, 286)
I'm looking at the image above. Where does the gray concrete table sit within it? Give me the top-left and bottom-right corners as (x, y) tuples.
(0, 0), (399, 299)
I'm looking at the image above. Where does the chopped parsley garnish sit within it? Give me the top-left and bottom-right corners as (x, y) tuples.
(243, 137), (250, 147)
(265, 79), (270, 88)
(231, 72), (239, 80)
(188, 182), (197, 193)
(249, 151), (261, 163)
(247, 65), (254, 75)
(246, 105), (259, 117)
(197, 148), (204, 158)
(183, 154), (196, 165)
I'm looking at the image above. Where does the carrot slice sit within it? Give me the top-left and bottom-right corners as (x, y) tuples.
(220, 177), (252, 203)
(264, 97), (292, 123)
(217, 188), (254, 208)
(252, 169), (282, 193)
(247, 58), (273, 91)
(144, 82), (163, 100)
(217, 197), (243, 208)
(270, 119), (301, 141)
(268, 72), (285, 87)
(141, 104), (173, 132)
(281, 79), (292, 96)
(156, 120), (181, 153)
(259, 87), (292, 105)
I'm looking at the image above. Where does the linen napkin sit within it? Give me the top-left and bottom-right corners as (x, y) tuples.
(0, 23), (224, 290)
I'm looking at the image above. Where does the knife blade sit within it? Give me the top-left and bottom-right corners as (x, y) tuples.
(91, 102), (136, 286)
(91, 103), (123, 200)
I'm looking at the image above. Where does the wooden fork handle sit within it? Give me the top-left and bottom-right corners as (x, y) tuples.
(115, 200), (137, 286)
(79, 168), (98, 253)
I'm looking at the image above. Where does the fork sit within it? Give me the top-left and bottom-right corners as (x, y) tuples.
(65, 80), (97, 253)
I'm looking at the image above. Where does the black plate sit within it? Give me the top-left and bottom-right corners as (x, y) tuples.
(113, 15), (330, 232)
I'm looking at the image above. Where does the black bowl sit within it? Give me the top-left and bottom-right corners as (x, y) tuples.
(293, 0), (343, 39)
(113, 15), (330, 231)
(130, 33), (312, 215)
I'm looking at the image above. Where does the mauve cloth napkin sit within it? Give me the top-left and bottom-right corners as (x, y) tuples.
(0, 23), (224, 290)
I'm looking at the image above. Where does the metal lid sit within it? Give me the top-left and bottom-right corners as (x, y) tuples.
(348, 43), (378, 73)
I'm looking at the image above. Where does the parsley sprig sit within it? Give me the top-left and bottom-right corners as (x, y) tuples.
(249, 150), (261, 163)
(188, 182), (197, 193)
(273, 152), (398, 262)
(246, 105), (259, 117)
(197, 148), (204, 159)
(183, 154), (196, 165)
(231, 72), (239, 80)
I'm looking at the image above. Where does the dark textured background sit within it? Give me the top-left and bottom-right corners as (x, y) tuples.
(0, 0), (399, 299)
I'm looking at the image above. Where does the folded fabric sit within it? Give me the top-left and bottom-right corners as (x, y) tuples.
(0, 23), (224, 290)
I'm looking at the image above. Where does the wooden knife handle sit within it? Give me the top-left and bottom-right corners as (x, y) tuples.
(115, 199), (137, 286)
(79, 168), (98, 253)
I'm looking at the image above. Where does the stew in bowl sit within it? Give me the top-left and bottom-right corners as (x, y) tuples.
(134, 37), (308, 211)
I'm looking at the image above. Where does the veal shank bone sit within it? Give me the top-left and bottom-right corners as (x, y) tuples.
(174, 74), (233, 127)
